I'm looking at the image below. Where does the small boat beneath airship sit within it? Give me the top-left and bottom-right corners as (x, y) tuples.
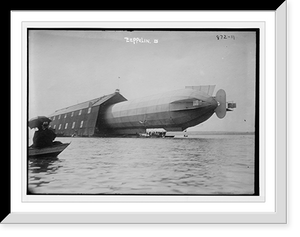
(47, 85), (236, 137)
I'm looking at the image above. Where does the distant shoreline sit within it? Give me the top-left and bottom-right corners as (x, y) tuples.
(168, 131), (255, 135)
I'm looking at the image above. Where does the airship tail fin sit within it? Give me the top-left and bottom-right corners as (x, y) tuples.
(215, 89), (226, 119)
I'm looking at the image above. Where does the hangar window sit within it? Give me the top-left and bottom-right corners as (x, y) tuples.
(79, 109), (82, 116)
(71, 112), (74, 117)
(88, 107), (92, 114)
(53, 116), (55, 121)
(72, 122), (75, 129)
(58, 124), (61, 130)
(65, 123), (68, 129)
(58, 115), (61, 119)
(80, 120), (84, 128)
(64, 114), (67, 118)
(53, 125), (56, 129)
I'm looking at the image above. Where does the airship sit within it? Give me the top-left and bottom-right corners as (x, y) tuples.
(48, 85), (236, 137)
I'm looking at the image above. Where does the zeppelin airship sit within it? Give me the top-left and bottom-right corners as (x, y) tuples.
(48, 86), (236, 137)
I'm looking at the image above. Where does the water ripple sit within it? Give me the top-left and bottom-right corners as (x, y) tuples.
(28, 134), (255, 195)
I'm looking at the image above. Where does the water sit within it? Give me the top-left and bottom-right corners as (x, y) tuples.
(28, 134), (255, 195)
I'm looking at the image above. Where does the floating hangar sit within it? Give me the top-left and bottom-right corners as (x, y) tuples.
(48, 86), (236, 137)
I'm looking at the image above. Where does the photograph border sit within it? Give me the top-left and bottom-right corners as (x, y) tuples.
(22, 23), (264, 203)
(3, 6), (286, 223)
(25, 27), (260, 197)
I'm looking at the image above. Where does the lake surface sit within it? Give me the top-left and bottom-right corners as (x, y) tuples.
(28, 133), (255, 195)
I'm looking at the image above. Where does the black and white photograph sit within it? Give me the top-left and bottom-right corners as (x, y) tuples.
(27, 29), (258, 195)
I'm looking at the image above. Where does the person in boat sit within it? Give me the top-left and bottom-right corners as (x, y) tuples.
(32, 121), (60, 148)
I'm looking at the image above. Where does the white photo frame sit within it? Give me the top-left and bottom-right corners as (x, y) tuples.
(5, 3), (286, 223)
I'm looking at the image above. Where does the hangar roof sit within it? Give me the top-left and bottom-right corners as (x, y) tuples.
(48, 92), (127, 117)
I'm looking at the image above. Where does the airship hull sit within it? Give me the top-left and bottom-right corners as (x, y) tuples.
(102, 89), (218, 135)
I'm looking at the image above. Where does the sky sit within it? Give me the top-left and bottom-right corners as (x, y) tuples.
(28, 29), (257, 132)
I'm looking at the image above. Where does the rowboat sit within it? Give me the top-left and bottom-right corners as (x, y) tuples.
(28, 143), (70, 158)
